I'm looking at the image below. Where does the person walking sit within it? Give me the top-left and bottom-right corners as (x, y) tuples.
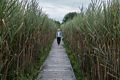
(56, 29), (62, 45)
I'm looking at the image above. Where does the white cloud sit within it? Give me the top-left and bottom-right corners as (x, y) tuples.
(39, 3), (80, 21)
(38, 0), (107, 22)
(38, 0), (91, 8)
(39, 2), (80, 22)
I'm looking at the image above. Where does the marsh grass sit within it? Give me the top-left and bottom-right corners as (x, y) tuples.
(0, 0), (56, 80)
(62, 0), (120, 79)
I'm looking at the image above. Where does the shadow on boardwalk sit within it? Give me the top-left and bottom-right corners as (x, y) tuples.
(36, 39), (76, 80)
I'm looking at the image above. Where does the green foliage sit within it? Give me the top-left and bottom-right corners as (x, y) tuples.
(0, 0), (57, 80)
(54, 20), (61, 27)
(62, 0), (120, 79)
(64, 42), (83, 80)
(62, 12), (77, 23)
(18, 44), (52, 80)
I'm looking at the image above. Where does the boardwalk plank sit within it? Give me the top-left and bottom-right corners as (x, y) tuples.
(36, 39), (76, 80)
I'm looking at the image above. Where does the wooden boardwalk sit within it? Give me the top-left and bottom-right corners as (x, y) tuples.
(36, 39), (76, 80)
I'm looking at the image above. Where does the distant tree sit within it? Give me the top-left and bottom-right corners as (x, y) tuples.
(62, 12), (77, 23)
(54, 20), (61, 26)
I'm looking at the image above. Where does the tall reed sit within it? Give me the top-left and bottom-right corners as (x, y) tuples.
(0, 0), (57, 79)
(62, 0), (120, 79)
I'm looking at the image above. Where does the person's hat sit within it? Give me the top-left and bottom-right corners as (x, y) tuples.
(57, 28), (60, 30)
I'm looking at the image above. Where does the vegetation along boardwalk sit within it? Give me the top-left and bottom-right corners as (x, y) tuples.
(36, 39), (76, 80)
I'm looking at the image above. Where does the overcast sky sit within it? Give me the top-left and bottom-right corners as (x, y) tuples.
(38, 0), (104, 22)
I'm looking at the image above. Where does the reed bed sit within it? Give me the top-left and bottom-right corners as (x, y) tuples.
(62, 0), (120, 80)
(0, 0), (56, 80)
